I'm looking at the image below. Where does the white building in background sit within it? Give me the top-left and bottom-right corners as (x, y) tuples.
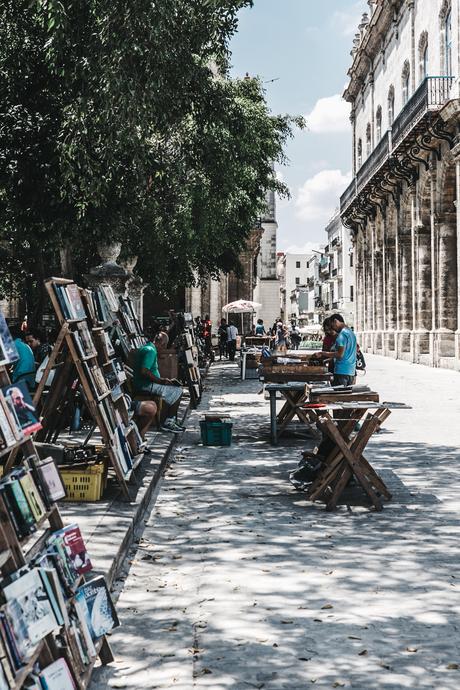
(277, 252), (310, 321)
(253, 189), (280, 328)
(323, 212), (355, 323)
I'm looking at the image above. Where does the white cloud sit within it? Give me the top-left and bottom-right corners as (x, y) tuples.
(295, 169), (352, 224)
(306, 94), (351, 134)
(331, 1), (367, 37)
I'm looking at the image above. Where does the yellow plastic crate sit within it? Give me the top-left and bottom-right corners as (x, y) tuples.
(59, 463), (105, 502)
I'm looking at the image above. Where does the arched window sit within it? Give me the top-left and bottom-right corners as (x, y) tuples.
(402, 60), (410, 105)
(376, 106), (382, 141)
(388, 86), (395, 125)
(418, 32), (428, 82)
(357, 139), (362, 169)
(440, 2), (453, 76)
(445, 9), (452, 75)
(366, 123), (371, 156)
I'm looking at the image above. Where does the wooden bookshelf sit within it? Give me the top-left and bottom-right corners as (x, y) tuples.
(0, 353), (115, 688)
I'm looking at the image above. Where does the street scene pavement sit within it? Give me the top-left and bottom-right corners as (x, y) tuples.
(91, 355), (460, 690)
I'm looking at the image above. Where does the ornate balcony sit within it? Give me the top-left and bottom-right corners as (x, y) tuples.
(340, 76), (455, 218)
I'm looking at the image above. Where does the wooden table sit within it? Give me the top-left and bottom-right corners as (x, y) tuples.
(266, 382), (316, 444)
(302, 401), (408, 511)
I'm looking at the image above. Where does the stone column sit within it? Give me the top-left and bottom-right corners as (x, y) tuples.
(86, 242), (131, 300)
(414, 224), (432, 355)
(437, 212), (457, 356)
(410, 188), (417, 361)
(385, 238), (397, 353)
(429, 160), (438, 365)
(454, 148), (460, 360)
(375, 250), (383, 349)
(398, 230), (413, 353)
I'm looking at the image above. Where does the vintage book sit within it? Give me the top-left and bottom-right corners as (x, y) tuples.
(38, 569), (64, 627)
(47, 534), (78, 589)
(53, 524), (93, 576)
(41, 565), (70, 628)
(38, 658), (76, 690)
(0, 393), (23, 442)
(0, 659), (11, 690)
(0, 313), (19, 364)
(3, 568), (59, 645)
(65, 284), (86, 320)
(18, 470), (47, 522)
(2, 599), (34, 663)
(72, 600), (97, 660)
(31, 456), (66, 504)
(75, 576), (119, 640)
(0, 633), (14, 686)
(76, 322), (97, 358)
(0, 396), (17, 448)
(1, 382), (42, 436)
(0, 612), (21, 672)
(52, 284), (71, 320)
(113, 357), (127, 383)
(100, 285), (119, 312)
(90, 366), (109, 397)
(1, 479), (37, 538)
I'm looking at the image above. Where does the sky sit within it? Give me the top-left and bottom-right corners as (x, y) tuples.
(229, 0), (367, 253)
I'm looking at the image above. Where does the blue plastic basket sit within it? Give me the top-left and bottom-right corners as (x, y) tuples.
(200, 420), (233, 446)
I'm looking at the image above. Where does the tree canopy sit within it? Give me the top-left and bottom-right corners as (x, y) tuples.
(0, 0), (302, 319)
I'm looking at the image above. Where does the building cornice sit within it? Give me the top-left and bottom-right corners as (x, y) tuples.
(343, 0), (405, 103)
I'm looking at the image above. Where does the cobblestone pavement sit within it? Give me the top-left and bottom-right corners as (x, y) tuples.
(91, 355), (460, 690)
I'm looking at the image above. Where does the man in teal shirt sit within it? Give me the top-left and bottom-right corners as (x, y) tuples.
(9, 325), (36, 390)
(317, 313), (357, 387)
(133, 338), (184, 434)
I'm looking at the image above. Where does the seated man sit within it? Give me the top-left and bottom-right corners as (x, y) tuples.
(132, 337), (184, 434)
(9, 325), (36, 390)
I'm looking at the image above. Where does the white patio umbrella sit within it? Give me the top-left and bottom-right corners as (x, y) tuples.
(222, 299), (262, 334)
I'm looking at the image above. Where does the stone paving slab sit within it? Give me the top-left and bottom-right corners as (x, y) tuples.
(91, 357), (460, 690)
(59, 401), (189, 586)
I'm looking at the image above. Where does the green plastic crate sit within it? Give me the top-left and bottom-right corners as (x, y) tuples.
(200, 420), (233, 446)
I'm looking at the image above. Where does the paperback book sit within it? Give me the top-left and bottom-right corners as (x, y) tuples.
(3, 568), (59, 646)
(39, 657), (76, 690)
(1, 382), (42, 436)
(74, 576), (119, 640)
(0, 313), (19, 365)
(52, 524), (93, 576)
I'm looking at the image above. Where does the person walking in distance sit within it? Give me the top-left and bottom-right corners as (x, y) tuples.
(316, 313), (357, 386)
(226, 322), (238, 361)
(217, 318), (228, 360)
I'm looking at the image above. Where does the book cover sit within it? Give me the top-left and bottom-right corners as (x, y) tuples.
(0, 313), (19, 364)
(55, 524), (93, 575)
(39, 658), (76, 690)
(2, 599), (34, 663)
(65, 284), (86, 320)
(0, 611), (22, 671)
(72, 600), (97, 659)
(3, 568), (59, 645)
(2, 480), (36, 537)
(0, 625), (16, 683)
(1, 383), (42, 436)
(34, 457), (66, 503)
(0, 394), (23, 442)
(75, 576), (120, 640)
(18, 471), (46, 523)
(38, 569), (64, 627)
(0, 397), (17, 448)
(47, 535), (78, 588)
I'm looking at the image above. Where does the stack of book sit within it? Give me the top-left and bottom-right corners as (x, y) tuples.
(52, 285), (86, 322)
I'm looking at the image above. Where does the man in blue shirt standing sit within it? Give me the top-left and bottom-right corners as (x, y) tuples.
(317, 313), (357, 387)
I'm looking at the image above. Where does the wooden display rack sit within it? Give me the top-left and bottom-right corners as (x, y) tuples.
(0, 363), (114, 688)
(35, 278), (142, 500)
(179, 320), (202, 408)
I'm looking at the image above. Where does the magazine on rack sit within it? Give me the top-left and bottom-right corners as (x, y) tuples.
(39, 657), (76, 690)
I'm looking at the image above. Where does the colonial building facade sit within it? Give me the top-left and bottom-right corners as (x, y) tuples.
(341, 0), (460, 369)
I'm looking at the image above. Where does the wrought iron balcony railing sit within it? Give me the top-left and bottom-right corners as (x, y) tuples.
(340, 76), (455, 215)
(356, 130), (390, 195)
(392, 75), (454, 149)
